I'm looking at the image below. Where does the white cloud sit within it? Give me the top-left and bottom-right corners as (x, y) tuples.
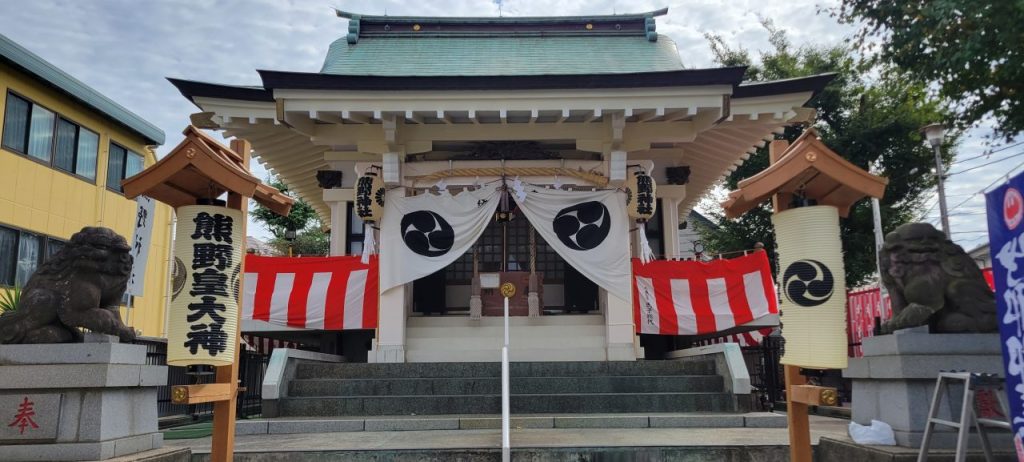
(1, 0), (1009, 251)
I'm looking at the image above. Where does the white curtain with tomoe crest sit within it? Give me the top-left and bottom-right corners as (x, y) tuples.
(379, 186), (501, 292)
(514, 187), (632, 301)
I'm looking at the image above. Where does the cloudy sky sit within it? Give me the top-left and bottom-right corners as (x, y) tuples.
(0, 0), (1015, 252)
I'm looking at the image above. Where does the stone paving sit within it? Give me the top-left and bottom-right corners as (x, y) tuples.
(166, 414), (849, 454)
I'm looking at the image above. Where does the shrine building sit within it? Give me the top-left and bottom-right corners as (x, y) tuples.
(169, 8), (831, 363)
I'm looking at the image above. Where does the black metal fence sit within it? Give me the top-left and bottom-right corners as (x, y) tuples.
(742, 335), (785, 411)
(135, 337), (270, 422)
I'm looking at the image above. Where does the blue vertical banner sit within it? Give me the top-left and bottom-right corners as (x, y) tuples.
(986, 174), (1024, 458)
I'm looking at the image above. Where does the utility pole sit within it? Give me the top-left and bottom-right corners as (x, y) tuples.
(921, 124), (951, 238)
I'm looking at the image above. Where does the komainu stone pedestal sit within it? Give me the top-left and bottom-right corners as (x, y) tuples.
(0, 337), (167, 461)
(844, 331), (1008, 449)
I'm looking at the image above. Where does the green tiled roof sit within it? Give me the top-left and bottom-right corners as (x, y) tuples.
(321, 35), (684, 77)
(0, 33), (164, 145)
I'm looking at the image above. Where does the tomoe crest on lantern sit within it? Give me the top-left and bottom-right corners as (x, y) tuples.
(355, 169), (385, 223)
(625, 167), (657, 222)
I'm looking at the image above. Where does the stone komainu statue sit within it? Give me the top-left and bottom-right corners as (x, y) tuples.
(0, 227), (137, 344)
(879, 222), (997, 334)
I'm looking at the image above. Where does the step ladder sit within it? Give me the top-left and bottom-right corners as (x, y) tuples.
(918, 372), (1012, 462)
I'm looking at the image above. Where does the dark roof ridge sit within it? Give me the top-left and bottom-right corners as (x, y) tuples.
(334, 8), (668, 22)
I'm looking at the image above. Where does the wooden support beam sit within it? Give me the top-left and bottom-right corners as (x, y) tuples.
(785, 365), (813, 462)
(208, 137), (252, 462)
(790, 385), (839, 406)
(342, 110), (370, 124)
(171, 383), (234, 405)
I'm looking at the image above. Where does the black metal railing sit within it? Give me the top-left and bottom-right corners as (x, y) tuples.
(135, 337), (269, 423)
(742, 335), (784, 411)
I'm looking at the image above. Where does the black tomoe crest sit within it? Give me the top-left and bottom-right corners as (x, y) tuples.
(782, 259), (834, 307)
(401, 211), (455, 257)
(552, 201), (611, 251)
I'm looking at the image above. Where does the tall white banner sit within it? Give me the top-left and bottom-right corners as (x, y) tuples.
(126, 195), (156, 297)
(516, 188), (632, 301)
(380, 186), (501, 292)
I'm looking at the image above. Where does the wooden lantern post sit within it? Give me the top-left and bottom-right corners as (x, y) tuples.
(722, 129), (888, 461)
(122, 126), (293, 462)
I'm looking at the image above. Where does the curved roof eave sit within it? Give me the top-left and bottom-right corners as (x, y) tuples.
(0, 33), (165, 145)
(168, 70), (835, 105)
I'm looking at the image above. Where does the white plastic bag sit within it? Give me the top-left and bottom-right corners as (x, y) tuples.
(849, 419), (897, 445)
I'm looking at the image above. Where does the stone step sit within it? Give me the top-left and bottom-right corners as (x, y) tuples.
(288, 375), (725, 397)
(295, 360), (718, 380)
(404, 346), (609, 363)
(278, 392), (737, 416)
(405, 325), (606, 340)
(235, 412), (787, 435)
(191, 446), (791, 462)
(401, 331), (606, 348)
(406, 314), (605, 328)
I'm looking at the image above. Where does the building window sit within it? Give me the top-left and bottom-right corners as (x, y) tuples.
(2, 93), (30, 153)
(0, 226), (16, 286)
(346, 202), (365, 256)
(1, 92), (99, 180)
(644, 199), (665, 258)
(446, 213), (565, 284)
(0, 225), (67, 288)
(106, 142), (143, 192)
(15, 231), (41, 287)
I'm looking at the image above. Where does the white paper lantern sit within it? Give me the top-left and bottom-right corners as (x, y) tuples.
(167, 205), (243, 367)
(772, 205), (847, 369)
(355, 171), (385, 224)
(625, 168), (657, 222)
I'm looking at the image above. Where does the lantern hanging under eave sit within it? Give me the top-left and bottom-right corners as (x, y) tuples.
(625, 167), (657, 263)
(167, 204), (243, 367)
(355, 169), (386, 263)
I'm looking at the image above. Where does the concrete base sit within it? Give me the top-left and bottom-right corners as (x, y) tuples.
(844, 331), (1008, 449)
(368, 343), (405, 363)
(818, 436), (1017, 462)
(0, 341), (167, 461)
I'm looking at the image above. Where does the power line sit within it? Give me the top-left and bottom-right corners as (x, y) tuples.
(947, 150), (1024, 177)
(951, 140), (1024, 165)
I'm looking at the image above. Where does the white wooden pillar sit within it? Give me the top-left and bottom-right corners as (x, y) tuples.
(605, 209), (638, 361)
(659, 185), (687, 260)
(323, 188), (352, 256)
(370, 187), (407, 363)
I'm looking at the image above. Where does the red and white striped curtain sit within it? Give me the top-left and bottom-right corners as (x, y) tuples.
(846, 287), (892, 357)
(694, 327), (776, 347)
(242, 255), (378, 330)
(633, 251), (778, 335)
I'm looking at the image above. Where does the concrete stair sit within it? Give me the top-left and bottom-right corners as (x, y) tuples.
(278, 359), (746, 418)
(403, 315), (608, 362)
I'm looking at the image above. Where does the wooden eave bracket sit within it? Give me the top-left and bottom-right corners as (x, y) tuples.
(720, 129), (888, 218)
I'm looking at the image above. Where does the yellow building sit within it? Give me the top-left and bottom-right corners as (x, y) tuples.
(0, 33), (171, 338)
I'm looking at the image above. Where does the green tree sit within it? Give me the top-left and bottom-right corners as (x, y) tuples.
(250, 178), (319, 239)
(251, 177), (329, 257)
(268, 228), (330, 257)
(701, 20), (956, 287)
(834, 1), (1024, 140)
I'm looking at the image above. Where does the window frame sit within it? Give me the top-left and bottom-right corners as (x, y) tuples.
(105, 141), (143, 194)
(0, 223), (59, 289)
(1, 90), (100, 183)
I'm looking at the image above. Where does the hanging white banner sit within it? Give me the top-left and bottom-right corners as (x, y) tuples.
(126, 195), (156, 297)
(380, 186), (501, 292)
(516, 188), (632, 301)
